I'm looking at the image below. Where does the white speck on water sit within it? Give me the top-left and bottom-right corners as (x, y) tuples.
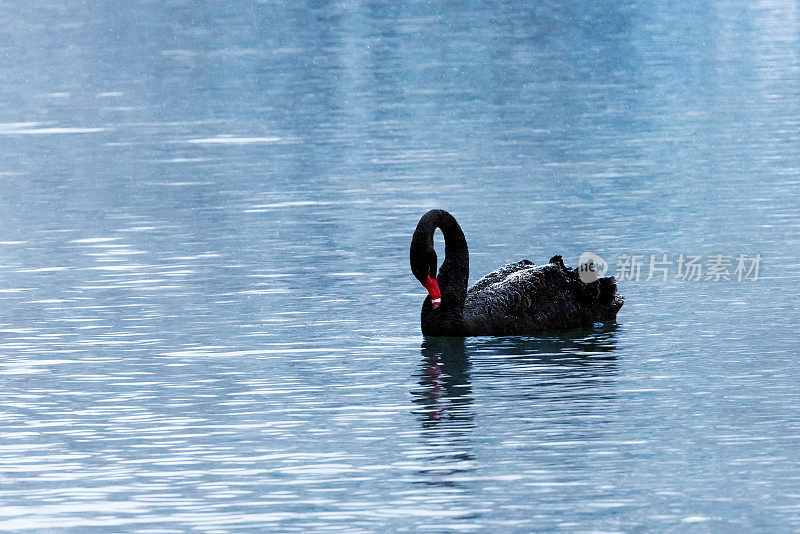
(682, 516), (710, 523)
(69, 238), (120, 244)
(0, 123), (106, 135)
(180, 136), (283, 144)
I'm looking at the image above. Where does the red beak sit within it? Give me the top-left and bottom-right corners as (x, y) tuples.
(424, 275), (441, 309)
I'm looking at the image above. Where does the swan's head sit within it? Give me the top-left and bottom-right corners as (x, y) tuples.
(411, 245), (442, 308)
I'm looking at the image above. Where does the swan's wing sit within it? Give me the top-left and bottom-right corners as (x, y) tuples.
(467, 260), (534, 298)
(466, 262), (571, 316)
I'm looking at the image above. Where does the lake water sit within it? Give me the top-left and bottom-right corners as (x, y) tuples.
(1, 0), (799, 531)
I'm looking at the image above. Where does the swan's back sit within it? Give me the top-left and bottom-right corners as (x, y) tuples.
(464, 257), (623, 335)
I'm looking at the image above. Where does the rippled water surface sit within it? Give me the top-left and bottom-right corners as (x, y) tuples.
(1, 0), (800, 531)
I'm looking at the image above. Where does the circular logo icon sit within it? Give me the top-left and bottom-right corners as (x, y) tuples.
(577, 252), (608, 283)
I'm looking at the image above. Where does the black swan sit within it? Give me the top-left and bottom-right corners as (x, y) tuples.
(410, 209), (624, 336)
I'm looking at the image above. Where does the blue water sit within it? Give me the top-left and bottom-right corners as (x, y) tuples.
(1, 0), (799, 531)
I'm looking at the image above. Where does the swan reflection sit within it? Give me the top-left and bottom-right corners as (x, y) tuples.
(414, 325), (619, 423)
(409, 326), (620, 487)
(414, 337), (473, 426)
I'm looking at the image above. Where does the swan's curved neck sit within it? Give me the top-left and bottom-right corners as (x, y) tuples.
(412, 210), (469, 306)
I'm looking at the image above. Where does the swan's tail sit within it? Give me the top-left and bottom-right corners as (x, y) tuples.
(597, 275), (624, 320)
(550, 254), (624, 319)
(598, 275), (618, 305)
